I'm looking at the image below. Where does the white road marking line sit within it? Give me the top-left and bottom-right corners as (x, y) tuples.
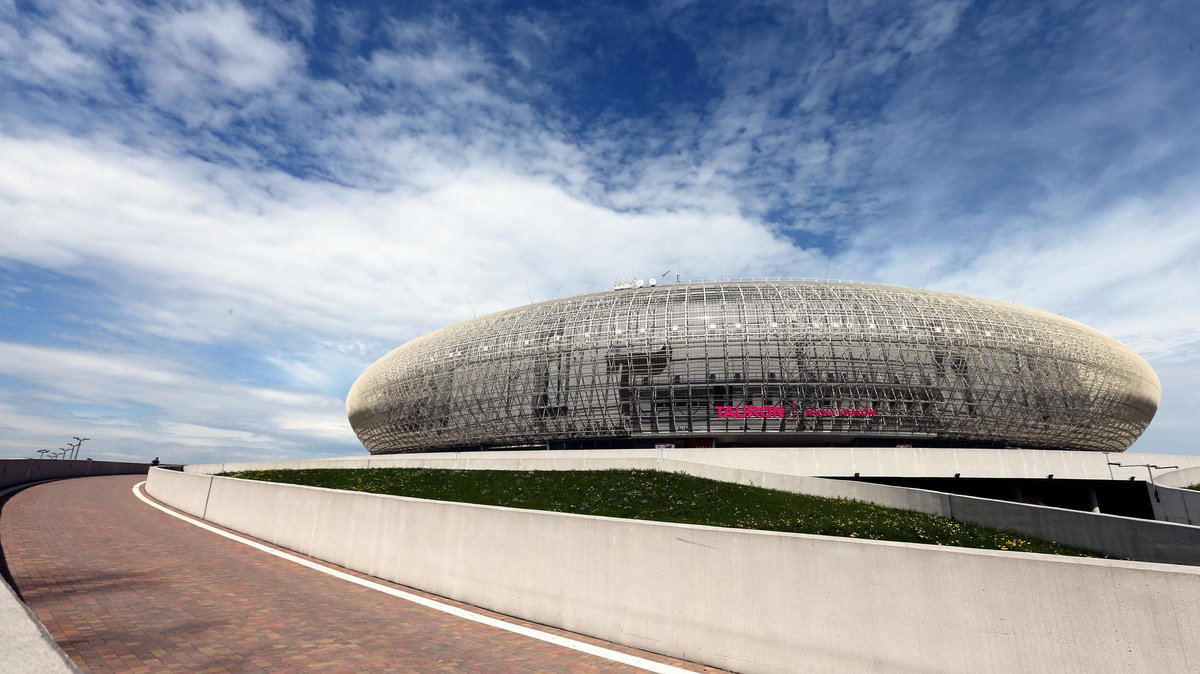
(131, 481), (694, 674)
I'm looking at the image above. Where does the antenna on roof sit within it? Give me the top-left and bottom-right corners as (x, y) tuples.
(922, 265), (932, 290)
(467, 299), (477, 318)
(525, 280), (535, 306)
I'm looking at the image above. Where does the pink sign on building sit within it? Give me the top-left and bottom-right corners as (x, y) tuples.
(803, 408), (877, 417)
(713, 405), (787, 419)
(711, 404), (878, 419)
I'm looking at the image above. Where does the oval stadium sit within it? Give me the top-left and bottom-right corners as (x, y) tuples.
(347, 280), (1160, 454)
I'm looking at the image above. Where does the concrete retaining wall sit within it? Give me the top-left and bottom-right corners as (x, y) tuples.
(190, 453), (1200, 565)
(186, 446), (1200, 481)
(0, 459), (149, 490)
(182, 451), (665, 474)
(146, 468), (1200, 674)
(1151, 485), (1200, 526)
(145, 468), (214, 519)
(0, 480), (81, 674)
(658, 460), (1200, 566)
(1157, 465), (1200, 488)
(0, 578), (77, 673)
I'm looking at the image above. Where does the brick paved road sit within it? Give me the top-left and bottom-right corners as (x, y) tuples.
(1, 475), (725, 673)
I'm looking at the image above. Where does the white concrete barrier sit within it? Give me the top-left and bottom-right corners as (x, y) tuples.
(143, 466), (213, 518)
(185, 446), (1200, 481)
(1151, 485), (1200, 526)
(145, 468), (1200, 674)
(656, 460), (1200, 566)
(1157, 465), (1200, 488)
(0, 481), (80, 674)
(190, 453), (1200, 565)
(0, 560), (77, 673)
(659, 459), (953, 515)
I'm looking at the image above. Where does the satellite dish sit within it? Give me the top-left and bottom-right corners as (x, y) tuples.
(648, 278), (657, 286)
(635, 279), (645, 288)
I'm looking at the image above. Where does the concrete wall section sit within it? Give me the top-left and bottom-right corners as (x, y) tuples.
(663, 447), (1200, 481)
(657, 459), (1200, 566)
(1157, 466), (1200, 488)
(0, 559), (78, 673)
(0, 481), (81, 673)
(0, 459), (149, 490)
(1151, 485), (1200, 526)
(942, 489), (1200, 565)
(183, 452), (1200, 565)
(183, 451), (664, 475)
(145, 468), (1200, 674)
(143, 466), (214, 519)
(659, 459), (951, 515)
(184, 447), (1200, 481)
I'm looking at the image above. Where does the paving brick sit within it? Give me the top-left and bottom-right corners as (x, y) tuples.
(1, 475), (725, 673)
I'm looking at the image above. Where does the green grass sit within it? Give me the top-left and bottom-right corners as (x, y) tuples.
(220, 468), (1102, 557)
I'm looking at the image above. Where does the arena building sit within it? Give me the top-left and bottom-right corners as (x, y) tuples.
(347, 279), (1159, 454)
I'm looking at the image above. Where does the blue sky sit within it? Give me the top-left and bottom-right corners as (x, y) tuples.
(1, 0), (1197, 462)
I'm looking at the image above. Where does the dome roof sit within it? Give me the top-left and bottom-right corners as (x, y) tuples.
(348, 280), (1160, 454)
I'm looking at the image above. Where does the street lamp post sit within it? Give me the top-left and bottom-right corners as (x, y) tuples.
(71, 437), (90, 460)
(1146, 464), (1180, 502)
(1107, 461), (1180, 502)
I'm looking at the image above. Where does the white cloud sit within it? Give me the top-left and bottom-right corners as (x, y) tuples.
(21, 28), (100, 82)
(162, 422), (275, 445)
(827, 185), (1200, 455)
(272, 411), (361, 440)
(369, 47), (488, 89)
(833, 186), (1200, 360)
(0, 133), (811, 346)
(0, 341), (358, 463)
(146, 3), (299, 92)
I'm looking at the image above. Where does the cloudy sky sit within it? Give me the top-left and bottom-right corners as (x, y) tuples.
(1, 0), (1197, 463)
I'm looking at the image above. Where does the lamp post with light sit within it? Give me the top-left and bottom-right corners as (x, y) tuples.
(71, 437), (90, 460)
(1108, 461), (1180, 503)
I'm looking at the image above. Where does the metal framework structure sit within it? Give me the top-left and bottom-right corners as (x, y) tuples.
(347, 280), (1160, 454)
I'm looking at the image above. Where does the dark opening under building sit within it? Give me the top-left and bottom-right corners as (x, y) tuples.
(347, 279), (1159, 454)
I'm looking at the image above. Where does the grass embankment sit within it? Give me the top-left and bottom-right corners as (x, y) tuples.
(221, 468), (1101, 557)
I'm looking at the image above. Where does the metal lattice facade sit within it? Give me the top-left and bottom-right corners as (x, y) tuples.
(347, 280), (1160, 454)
